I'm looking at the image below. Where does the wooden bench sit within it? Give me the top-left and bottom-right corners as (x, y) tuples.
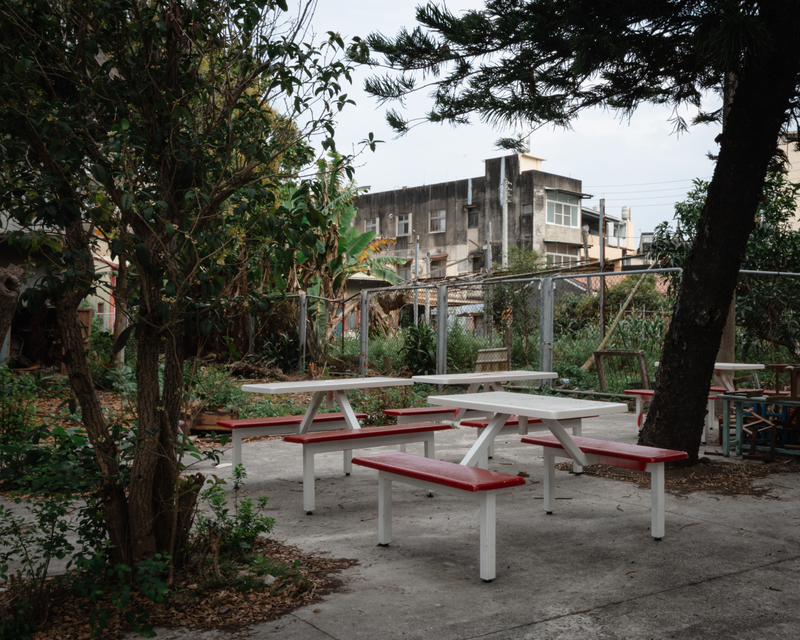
(352, 452), (526, 582)
(476, 347), (510, 372)
(284, 422), (452, 514)
(521, 435), (687, 540)
(623, 389), (725, 444)
(217, 412), (368, 470)
(460, 415), (587, 472)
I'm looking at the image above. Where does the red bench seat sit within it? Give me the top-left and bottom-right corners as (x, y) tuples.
(284, 422), (452, 514)
(352, 452), (525, 581)
(522, 434), (687, 540)
(383, 406), (458, 424)
(218, 412), (368, 471)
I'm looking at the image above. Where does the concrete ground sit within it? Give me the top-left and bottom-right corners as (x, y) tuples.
(138, 411), (800, 640)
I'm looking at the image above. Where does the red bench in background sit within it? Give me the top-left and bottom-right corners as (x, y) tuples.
(217, 412), (368, 471)
(285, 422), (452, 514)
(522, 434), (687, 540)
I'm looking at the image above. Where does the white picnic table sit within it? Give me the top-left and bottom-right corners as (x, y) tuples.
(413, 370), (558, 420)
(426, 391), (628, 468)
(241, 377), (414, 433)
(412, 370), (557, 393)
(655, 361), (765, 393)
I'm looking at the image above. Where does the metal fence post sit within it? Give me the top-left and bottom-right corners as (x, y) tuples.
(360, 290), (369, 376)
(298, 293), (307, 372)
(436, 285), (448, 375)
(539, 277), (554, 382)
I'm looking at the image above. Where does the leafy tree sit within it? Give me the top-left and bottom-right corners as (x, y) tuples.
(0, 0), (366, 567)
(360, 0), (800, 461)
(651, 169), (800, 360)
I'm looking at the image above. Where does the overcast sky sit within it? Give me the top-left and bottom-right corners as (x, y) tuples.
(308, 0), (722, 246)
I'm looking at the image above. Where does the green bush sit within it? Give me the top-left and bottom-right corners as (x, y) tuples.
(400, 322), (437, 375)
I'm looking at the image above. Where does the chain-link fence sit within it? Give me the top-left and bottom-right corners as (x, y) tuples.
(271, 268), (800, 392)
(549, 269), (679, 392)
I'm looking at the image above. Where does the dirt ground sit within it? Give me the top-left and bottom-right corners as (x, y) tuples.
(556, 456), (800, 497)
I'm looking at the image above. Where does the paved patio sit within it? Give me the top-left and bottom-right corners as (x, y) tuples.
(142, 410), (800, 639)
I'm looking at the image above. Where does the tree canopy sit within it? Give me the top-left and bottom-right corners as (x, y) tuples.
(360, 0), (800, 461)
(0, 0), (368, 567)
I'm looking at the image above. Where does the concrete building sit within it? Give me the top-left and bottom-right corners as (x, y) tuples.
(353, 153), (636, 278)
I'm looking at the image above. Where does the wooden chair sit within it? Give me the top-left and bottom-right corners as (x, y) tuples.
(594, 349), (651, 391)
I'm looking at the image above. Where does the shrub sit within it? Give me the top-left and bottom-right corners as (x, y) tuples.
(400, 322), (437, 375)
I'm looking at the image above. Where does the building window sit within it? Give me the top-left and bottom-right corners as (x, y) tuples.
(546, 192), (579, 228)
(397, 213), (411, 237)
(467, 207), (479, 229)
(365, 217), (379, 235)
(429, 209), (446, 233)
(430, 258), (446, 278)
(522, 204), (533, 216)
(545, 242), (580, 266)
(471, 255), (484, 272)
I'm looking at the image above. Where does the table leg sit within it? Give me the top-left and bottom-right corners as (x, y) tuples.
(455, 383), (482, 421)
(298, 392), (326, 434)
(703, 398), (714, 445)
(721, 398), (730, 456)
(460, 413), (512, 467)
(332, 390), (359, 474)
(333, 390), (361, 430)
(541, 418), (589, 468)
(735, 402), (744, 456)
(634, 397), (644, 429)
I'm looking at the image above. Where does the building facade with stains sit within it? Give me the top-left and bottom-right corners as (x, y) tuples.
(353, 153), (635, 279)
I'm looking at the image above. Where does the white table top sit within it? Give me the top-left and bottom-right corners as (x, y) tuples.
(412, 371), (558, 385)
(242, 377), (413, 394)
(427, 391), (628, 421)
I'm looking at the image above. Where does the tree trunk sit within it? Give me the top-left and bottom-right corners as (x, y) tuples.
(0, 265), (23, 357)
(112, 260), (129, 366)
(639, 14), (800, 462)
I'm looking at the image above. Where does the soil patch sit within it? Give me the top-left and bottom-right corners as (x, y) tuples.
(12, 538), (357, 640)
(555, 457), (800, 496)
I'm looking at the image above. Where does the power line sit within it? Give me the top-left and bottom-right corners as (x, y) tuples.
(583, 177), (711, 188)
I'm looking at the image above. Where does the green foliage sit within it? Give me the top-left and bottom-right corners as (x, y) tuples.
(650, 170), (800, 360)
(447, 321), (479, 373)
(400, 322), (437, 375)
(0, 368), (37, 449)
(195, 466), (275, 560)
(188, 366), (246, 412)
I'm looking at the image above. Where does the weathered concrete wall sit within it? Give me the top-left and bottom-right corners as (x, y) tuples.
(353, 153), (584, 274)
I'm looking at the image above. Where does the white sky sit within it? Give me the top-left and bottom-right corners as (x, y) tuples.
(309, 0), (722, 245)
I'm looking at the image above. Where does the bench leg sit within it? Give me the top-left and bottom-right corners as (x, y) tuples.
(542, 447), (556, 514)
(649, 462), (665, 540)
(343, 449), (352, 476)
(479, 492), (496, 582)
(232, 431), (243, 469)
(378, 473), (392, 545)
(303, 448), (316, 514)
(396, 443), (407, 453)
(571, 421), (583, 474)
(423, 435), (435, 459)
